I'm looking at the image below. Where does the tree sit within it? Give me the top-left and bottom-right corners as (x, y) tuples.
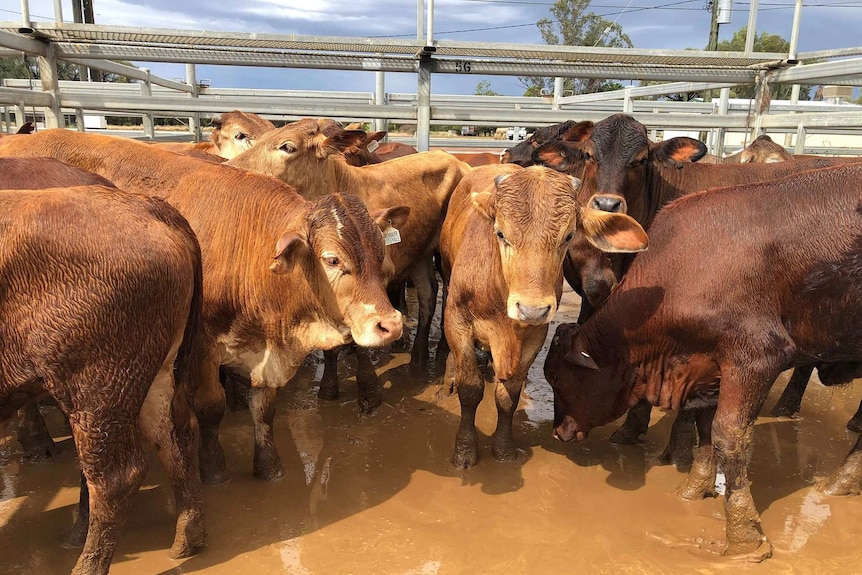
(474, 80), (499, 96)
(1, 56), (137, 83)
(716, 27), (812, 100)
(519, 0), (632, 97)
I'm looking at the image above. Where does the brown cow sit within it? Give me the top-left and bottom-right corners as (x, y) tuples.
(440, 164), (648, 468)
(534, 113), (862, 452)
(0, 157), (117, 462)
(153, 110), (276, 159)
(227, 119), (469, 405)
(502, 120), (592, 166)
(375, 141), (418, 161)
(545, 164), (862, 559)
(450, 152), (502, 167)
(317, 118), (386, 166)
(699, 134), (793, 164)
(0, 129), (404, 483)
(0, 185), (205, 574)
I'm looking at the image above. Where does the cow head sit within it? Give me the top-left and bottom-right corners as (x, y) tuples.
(735, 134), (792, 164)
(315, 118), (384, 166)
(544, 322), (634, 442)
(471, 166), (648, 326)
(503, 120), (592, 167)
(209, 110), (276, 159)
(227, 118), (367, 198)
(269, 193), (407, 348)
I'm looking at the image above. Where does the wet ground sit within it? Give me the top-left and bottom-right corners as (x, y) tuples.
(2, 286), (862, 575)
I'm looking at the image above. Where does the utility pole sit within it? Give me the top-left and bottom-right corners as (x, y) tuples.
(707, 0), (719, 52)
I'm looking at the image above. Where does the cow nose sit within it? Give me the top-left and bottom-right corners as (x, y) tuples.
(501, 150), (511, 163)
(375, 316), (403, 343)
(516, 303), (551, 323)
(591, 195), (624, 213)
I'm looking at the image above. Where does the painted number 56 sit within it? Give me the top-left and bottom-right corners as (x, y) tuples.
(454, 61), (472, 73)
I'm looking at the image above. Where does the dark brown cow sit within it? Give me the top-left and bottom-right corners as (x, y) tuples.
(375, 141), (418, 161)
(317, 118), (386, 166)
(228, 119), (468, 408)
(0, 129), (403, 483)
(502, 120), (593, 166)
(153, 110), (276, 159)
(440, 164), (648, 468)
(534, 113), (862, 450)
(545, 164), (862, 559)
(0, 185), (205, 574)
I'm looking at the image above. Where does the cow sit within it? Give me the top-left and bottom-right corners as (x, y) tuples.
(317, 118), (386, 166)
(502, 120), (593, 166)
(450, 152), (503, 167)
(699, 134), (793, 164)
(153, 110), (276, 159)
(439, 164), (648, 468)
(0, 185), (205, 575)
(0, 157), (118, 462)
(227, 119), (470, 408)
(375, 141), (418, 161)
(533, 113), (862, 452)
(544, 164), (862, 560)
(0, 129), (405, 484)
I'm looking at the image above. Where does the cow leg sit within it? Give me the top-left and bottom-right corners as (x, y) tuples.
(355, 346), (382, 414)
(17, 402), (57, 462)
(69, 416), (148, 575)
(658, 409), (697, 468)
(195, 357), (229, 485)
(63, 472), (90, 548)
(711, 367), (775, 559)
(318, 347), (342, 401)
(409, 255), (438, 373)
(445, 326), (484, 468)
(846, 399), (862, 433)
(676, 406), (718, 500)
(770, 365), (814, 417)
(491, 375), (525, 462)
(388, 281), (410, 352)
(137, 351), (206, 559)
(818, 432), (862, 496)
(609, 400), (652, 445)
(249, 385), (285, 481)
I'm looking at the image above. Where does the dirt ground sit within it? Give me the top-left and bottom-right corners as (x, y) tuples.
(2, 286), (862, 575)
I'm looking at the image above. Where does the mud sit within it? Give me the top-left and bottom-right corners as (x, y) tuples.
(2, 286), (862, 575)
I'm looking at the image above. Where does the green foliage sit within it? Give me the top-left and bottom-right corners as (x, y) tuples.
(474, 80), (500, 96)
(0, 56), (137, 83)
(716, 27), (812, 100)
(519, 0), (632, 96)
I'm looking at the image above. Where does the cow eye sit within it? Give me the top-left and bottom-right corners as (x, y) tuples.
(280, 142), (297, 153)
(234, 132), (247, 140)
(323, 256), (340, 268)
(496, 229), (505, 241)
(564, 232), (574, 243)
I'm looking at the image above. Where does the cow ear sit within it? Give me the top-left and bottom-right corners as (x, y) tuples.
(365, 131), (387, 142)
(371, 206), (410, 230)
(562, 121), (594, 142)
(269, 233), (309, 274)
(324, 130), (367, 156)
(649, 137), (707, 164)
(564, 347), (600, 370)
(471, 189), (496, 220)
(533, 141), (575, 170)
(580, 209), (649, 253)
(557, 324), (600, 370)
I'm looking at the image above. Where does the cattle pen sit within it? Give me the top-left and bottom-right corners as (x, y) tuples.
(3, 1), (862, 575)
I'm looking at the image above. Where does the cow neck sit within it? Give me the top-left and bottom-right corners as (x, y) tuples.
(324, 155), (372, 200)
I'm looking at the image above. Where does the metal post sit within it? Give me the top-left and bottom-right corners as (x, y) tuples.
(623, 86), (633, 114)
(552, 77), (564, 110)
(2, 108), (10, 134)
(38, 45), (62, 129)
(752, 71), (770, 138)
(75, 109), (84, 131)
(417, 0), (424, 41)
(15, 104), (25, 130)
(794, 122), (805, 154)
(186, 63), (201, 142)
(744, 0), (759, 53)
(785, 0), (803, 149)
(715, 86), (730, 156)
(374, 69), (387, 133)
(19, 0), (33, 33)
(426, 0), (434, 45)
(53, 0), (63, 23)
(784, 83), (801, 147)
(141, 68), (155, 140)
(416, 56), (432, 152)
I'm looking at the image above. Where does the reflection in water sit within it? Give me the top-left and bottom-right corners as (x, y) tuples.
(1, 285), (862, 574)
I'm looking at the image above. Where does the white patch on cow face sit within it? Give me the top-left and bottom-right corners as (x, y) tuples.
(347, 304), (403, 347)
(331, 207), (344, 240)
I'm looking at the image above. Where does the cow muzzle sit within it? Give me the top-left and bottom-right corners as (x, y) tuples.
(351, 309), (403, 348)
(507, 296), (557, 325)
(553, 415), (587, 443)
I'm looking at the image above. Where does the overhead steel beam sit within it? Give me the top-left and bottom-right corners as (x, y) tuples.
(0, 85), (52, 106)
(63, 57), (195, 92)
(759, 111), (862, 129)
(557, 81), (739, 104)
(0, 28), (47, 56)
(797, 47), (862, 60)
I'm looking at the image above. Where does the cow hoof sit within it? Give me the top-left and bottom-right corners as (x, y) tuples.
(846, 416), (862, 434)
(769, 403), (800, 418)
(452, 447), (479, 469)
(722, 536), (773, 563)
(169, 534), (206, 560)
(658, 445), (694, 469)
(317, 384), (339, 401)
(492, 445), (526, 464)
(358, 395), (382, 415)
(608, 426), (641, 445)
(254, 461), (286, 482)
(676, 478), (716, 501)
(200, 463), (230, 486)
(816, 473), (861, 496)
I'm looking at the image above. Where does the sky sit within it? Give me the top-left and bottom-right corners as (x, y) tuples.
(6, 0), (862, 96)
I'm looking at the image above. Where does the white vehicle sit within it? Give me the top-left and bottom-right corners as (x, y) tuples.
(506, 127), (527, 141)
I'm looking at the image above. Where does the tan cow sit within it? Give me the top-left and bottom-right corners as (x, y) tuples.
(0, 129), (405, 484)
(153, 110), (276, 159)
(439, 164), (648, 468)
(0, 185), (205, 574)
(228, 119), (470, 407)
(699, 134), (794, 164)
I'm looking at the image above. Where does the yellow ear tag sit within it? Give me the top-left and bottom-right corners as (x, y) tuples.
(366, 139), (380, 153)
(382, 222), (401, 246)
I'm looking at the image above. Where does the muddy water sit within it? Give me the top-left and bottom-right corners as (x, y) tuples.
(3, 286), (862, 575)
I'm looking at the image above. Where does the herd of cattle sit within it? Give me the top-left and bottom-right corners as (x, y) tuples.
(0, 109), (859, 573)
